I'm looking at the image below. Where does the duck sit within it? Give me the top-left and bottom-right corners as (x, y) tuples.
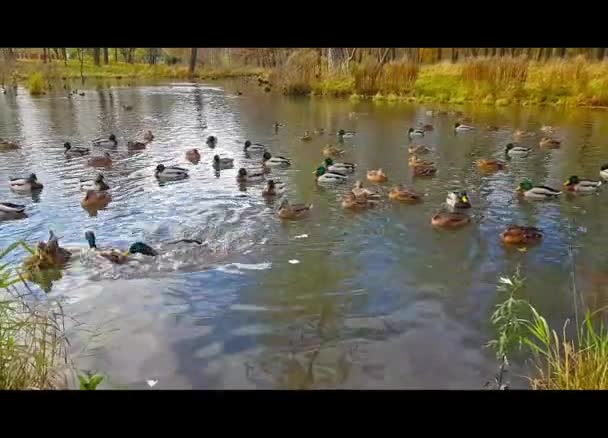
(263, 151), (291, 168)
(324, 158), (355, 173)
(0, 202), (27, 221)
(300, 131), (312, 141)
(80, 173), (110, 191)
(127, 141), (146, 150)
(563, 175), (602, 193)
(446, 191), (471, 209)
(420, 124), (434, 132)
(539, 137), (561, 148)
(213, 155), (235, 169)
(388, 184), (422, 203)
(513, 129), (534, 138)
(431, 211), (471, 229)
(500, 225), (543, 246)
(322, 144), (345, 157)
(313, 166), (347, 184)
(540, 125), (554, 134)
(408, 144), (431, 155)
(92, 134), (118, 147)
(352, 180), (381, 200)
(505, 143), (531, 157)
(454, 123), (475, 132)
(412, 164), (437, 177)
(425, 110), (436, 117)
(476, 159), (506, 172)
(337, 129), (355, 138)
(408, 128), (425, 138)
(155, 164), (189, 182)
(64, 142), (90, 157)
(244, 140), (267, 154)
(9, 173), (43, 192)
(409, 156), (435, 167)
(341, 192), (378, 210)
(367, 169), (388, 183)
(143, 131), (154, 142)
(313, 128), (325, 135)
(516, 179), (561, 200)
(0, 138), (20, 150)
(87, 152), (112, 167)
(237, 168), (265, 183)
(121, 104), (133, 111)
(262, 180), (282, 197)
(600, 164), (608, 181)
(486, 125), (500, 131)
(185, 149), (201, 164)
(277, 199), (313, 220)
(81, 190), (112, 210)
(24, 231), (72, 270)
(84, 231), (157, 265)
(206, 136), (218, 148)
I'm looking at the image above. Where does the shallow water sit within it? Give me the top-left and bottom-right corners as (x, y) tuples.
(2, 80), (608, 389)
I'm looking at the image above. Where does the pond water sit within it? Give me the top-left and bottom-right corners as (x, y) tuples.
(2, 80), (608, 389)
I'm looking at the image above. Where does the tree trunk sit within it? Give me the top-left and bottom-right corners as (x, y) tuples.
(491, 47), (497, 57)
(554, 48), (566, 58)
(525, 48), (532, 59)
(437, 48), (442, 61)
(42, 48), (48, 63)
(114, 48), (118, 63)
(498, 47), (505, 57)
(103, 48), (109, 64)
(93, 48), (101, 66)
(189, 48), (198, 76)
(596, 48), (606, 61)
(471, 48), (478, 58)
(62, 48), (67, 65)
(451, 48), (458, 63)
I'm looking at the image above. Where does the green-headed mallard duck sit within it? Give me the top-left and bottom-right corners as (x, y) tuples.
(186, 149), (201, 164)
(155, 164), (189, 182)
(454, 123), (474, 133)
(206, 136), (218, 148)
(367, 169), (388, 183)
(84, 231), (157, 264)
(600, 164), (608, 181)
(237, 167), (264, 183)
(516, 179), (561, 200)
(92, 134), (117, 147)
(263, 151), (291, 168)
(127, 141), (146, 151)
(476, 159), (506, 172)
(81, 173), (110, 191)
(143, 131), (154, 142)
(539, 137), (561, 148)
(87, 152), (112, 168)
(408, 128), (425, 138)
(0, 202), (27, 221)
(446, 191), (471, 209)
(277, 199), (312, 220)
(324, 158), (355, 173)
(244, 140), (266, 154)
(431, 211), (471, 229)
(388, 185), (422, 203)
(505, 143), (531, 157)
(563, 175), (602, 194)
(9, 173), (43, 192)
(213, 154), (235, 169)
(64, 142), (90, 158)
(81, 190), (112, 210)
(0, 138), (20, 150)
(408, 144), (431, 155)
(313, 166), (347, 185)
(500, 225), (543, 246)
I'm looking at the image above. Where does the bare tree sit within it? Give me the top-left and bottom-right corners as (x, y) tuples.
(596, 48), (606, 61)
(76, 48), (85, 84)
(93, 48), (101, 66)
(103, 48), (109, 64)
(189, 48), (198, 76)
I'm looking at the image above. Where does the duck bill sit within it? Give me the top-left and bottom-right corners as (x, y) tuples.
(123, 251), (130, 257)
(461, 195), (469, 204)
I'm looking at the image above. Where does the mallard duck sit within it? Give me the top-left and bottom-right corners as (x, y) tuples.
(408, 144), (431, 155)
(84, 231), (157, 264)
(81, 173), (110, 191)
(81, 190), (112, 210)
(64, 142), (90, 157)
(263, 151), (291, 167)
(300, 131), (312, 141)
(24, 231), (72, 270)
(500, 225), (543, 246)
(0, 202), (27, 221)
(539, 137), (561, 148)
(600, 164), (608, 181)
(155, 164), (189, 182)
(454, 123), (474, 132)
(486, 125), (500, 131)
(408, 128), (425, 138)
(87, 152), (112, 167)
(412, 164), (437, 177)
(388, 184), (422, 203)
(143, 131), (154, 142)
(313, 128), (325, 135)
(237, 168), (265, 183)
(186, 149), (201, 164)
(540, 125), (554, 134)
(352, 180), (381, 200)
(341, 192), (378, 210)
(277, 199), (312, 220)
(323, 144), (345, 157)
(262, 180), (284, 197)
(213, 154), (235, 169)
(505, 143), (531, 157)
(446, 191), (471, 209)
(324, 158), (355, 173)
(244, 140), (266, 153)
(127, 141), (146, 150)
(367, 169), (388, 183)
(409, 156), (435, 167)
(9, 173), (43, 192)
(0, 138), (20, 150)
(476, 159), (506, 172)
(431, 211), (471, 229)
(337, 129), (355, 138)
(313, 166), (347, 184)
(92, 134), (118, 147)
(421, 124), (434, 132)
(516, 179), (561, 200)
(563, 175), (602, 193)
(206, 136), (217, 147)
(513, 129), (534, 138)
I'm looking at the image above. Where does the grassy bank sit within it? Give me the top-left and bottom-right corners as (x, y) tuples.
(273, 52), (608, 108)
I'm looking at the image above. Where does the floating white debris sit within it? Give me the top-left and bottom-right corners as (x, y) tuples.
(517, 247), (528, 253)
(146, 379), (158, 388)
(294, 234), (308, 239)
(577, 226), (587, 233)
(288, 259), (300, 264)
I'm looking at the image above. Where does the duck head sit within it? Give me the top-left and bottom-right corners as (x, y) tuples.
(238, 168), (247, 177)
(244, 140), (252, 149)
(156, 164), (166, 173)
(109, 134), (117, 142)
(313, 166), (326, 177)
(564, 175), (580, 186)
(338, 129), (345, 136)
(127, 242), (158, 257)
(263, 151), (272, 161)
(324, 158), (334, 166)
(64, 142), (72, 150)
(517, 180), (534, 192)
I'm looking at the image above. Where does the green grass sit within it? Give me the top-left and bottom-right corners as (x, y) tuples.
(27, 72), (45, 95)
